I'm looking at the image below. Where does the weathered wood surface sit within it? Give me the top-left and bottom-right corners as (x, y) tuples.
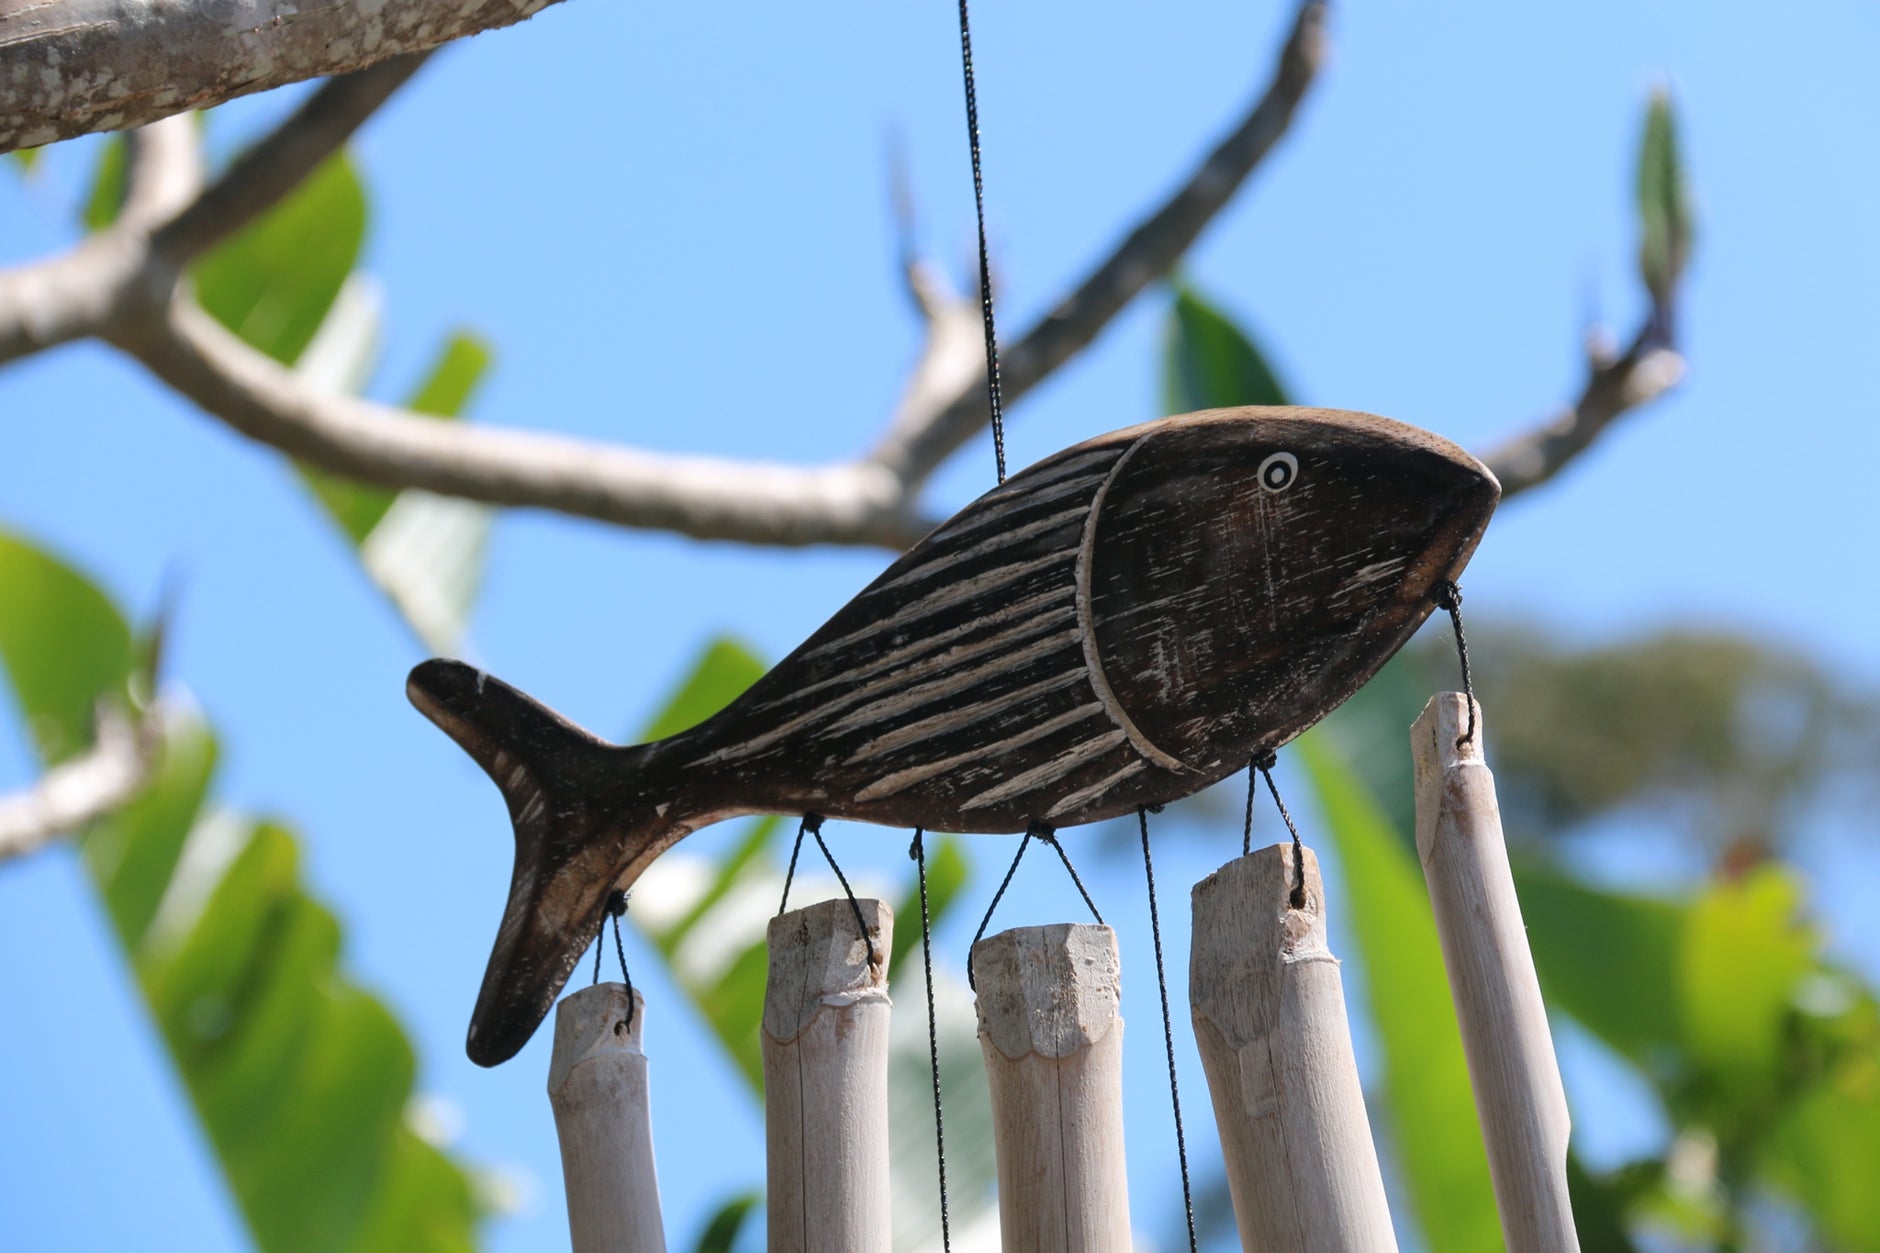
(546, 983), (667, 1253)
(973, 923), (1131, 1253)
(1413, 694), (1578, 1253)
(408, 406), (1502, 1065)
(763, 899), (893, 1253)
(1190, 845), (1397, 1252)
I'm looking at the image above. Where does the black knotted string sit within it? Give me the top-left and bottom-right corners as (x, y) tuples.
(589, 889), (636, 1031)
(1139, 805), (1199, 1253)
(955, 0), (1007, 484)
(908, 830), (953, 1252)
(967, 821), (1103, 990)
(777, 813), (877, 967)
(1434, 578), (1478, 748)
(1250, 750), (1308, 909)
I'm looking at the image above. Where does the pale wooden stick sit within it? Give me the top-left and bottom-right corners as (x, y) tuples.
(1189, 844), (1398, 1252)
(763, 898), (894, 1253)
(547, 982), (668, 1253)
(1413, 693), (1579, 1253)
(973, 923), (1132, 1253)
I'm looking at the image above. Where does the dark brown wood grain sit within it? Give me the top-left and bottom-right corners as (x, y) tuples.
(407, 405), (1499, 1065)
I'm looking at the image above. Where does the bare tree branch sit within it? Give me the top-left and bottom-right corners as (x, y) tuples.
(0, 703), (165, 864)
(1488, 325), (1686, 499)
(0, 0), (561, 154)
(868, 0), (1330, 484)
(152, 53), (433, 264)
(115, 299), (928, 548)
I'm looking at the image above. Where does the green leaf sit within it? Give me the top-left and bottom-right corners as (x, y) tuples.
(1679, 865), (1815, 1102)
(1162, 282), (1292, 415)
(690, 1191), (761, 1253)
(0, 530), (135, 761)
(1297, 732), (1501, 1251)
(1519, 867), (1686, 1067)
(81, 136), (127, 231)
(1763, 1049), (1880, 1249)
(640, 638), (768, 742)
(194, 153), (367, 365)
(10, 146), (41, 174)
(0, 532), (482, 1253)
(1637, 89), (1695, 311)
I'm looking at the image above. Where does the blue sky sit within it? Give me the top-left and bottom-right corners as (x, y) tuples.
(3, 2), (1877, 1249)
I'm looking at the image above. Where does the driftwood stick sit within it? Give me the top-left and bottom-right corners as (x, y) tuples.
(763, 898), (894, 1253)
(973, 923), (1132, 1253)
(1412, 694), (1578, 1253)
(1189, 845), (1398, 1252)
(546, 982), (668, 1253)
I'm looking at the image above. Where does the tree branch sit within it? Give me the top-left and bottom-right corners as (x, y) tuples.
(0, 703), (165, 864)
(1488, 324), (1686, 500)
(868, 0), (1329, 484)
(116, 299), (928, 548)
(0, 0), (560, 154)
(151, 53), (432, 264)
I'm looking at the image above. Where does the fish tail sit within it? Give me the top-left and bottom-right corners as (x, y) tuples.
(407, 659), (684, 1067)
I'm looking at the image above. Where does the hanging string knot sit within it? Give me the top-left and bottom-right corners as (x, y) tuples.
(604, 889), (629, 917)
(1252, 748), (1278, 772)
(1433, 578), (1478, 748)
(1434, 578), (1462, 612)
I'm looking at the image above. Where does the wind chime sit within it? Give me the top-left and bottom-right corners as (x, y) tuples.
(406, 3), (1496, 1249)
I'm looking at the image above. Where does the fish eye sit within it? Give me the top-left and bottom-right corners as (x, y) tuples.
(1258, 451), (1299, 493)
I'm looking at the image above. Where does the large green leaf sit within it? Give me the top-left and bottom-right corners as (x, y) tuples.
(1519, 868), (1685, 1068)
(0, 530), (482, 1252)
(1679, 865), (1815, 1105)
(1162, 281), (1292, 414)
(82, 135), (127, 230)
(194, 153), (367, 366)
(1763, 1044), (1880, 1249)
(1637, 90), (1695, 314)
(1296, 732), (1502, 1251)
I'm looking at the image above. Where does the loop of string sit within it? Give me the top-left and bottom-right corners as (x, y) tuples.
(908, 831), (953, 1252)
(967, 822), (1103, 990)
(1251, 750), (1308, 909)
(778, 813), (878, 967)
(1433, 579), (1478, 748)
(955, 0), (1007, 484)
(589, 889), (636, 1031)
(1139, 806), (1199, 1253)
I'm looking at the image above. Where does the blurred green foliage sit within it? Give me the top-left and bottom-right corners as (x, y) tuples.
(0, 532), (484, 1253)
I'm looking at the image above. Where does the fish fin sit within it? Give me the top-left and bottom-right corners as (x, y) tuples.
(407, 659), (672, 1067)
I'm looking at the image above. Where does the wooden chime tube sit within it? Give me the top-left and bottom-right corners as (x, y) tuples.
(547, 982), (668, 1253)
(1412, 693), (1579, 1253)
(973, 922), (1132, 1253)
(762, 897), (894, 1253)
(1189, 844), (1398, 1252)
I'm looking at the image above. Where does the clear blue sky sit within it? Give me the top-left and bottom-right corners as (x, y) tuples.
(2, 2), (1876, 1250)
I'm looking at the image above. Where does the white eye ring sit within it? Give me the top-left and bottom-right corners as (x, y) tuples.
(1258, 451), (1299, 493)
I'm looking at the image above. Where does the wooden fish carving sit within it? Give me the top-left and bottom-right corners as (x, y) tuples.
(408, 406), (1498, 1065)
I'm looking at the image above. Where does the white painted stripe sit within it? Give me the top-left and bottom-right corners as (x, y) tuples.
(843, 667), (1090, 762)
(766, 600), (1076, 713)
(821, 628), (1081, 736)
(1073, 433), (1194, 773)
(852, 702), (1106, 801)
(870, 503), (1088, 596)
(700, 607), (1077, 765)
(960, 730), (1128, 810)
(925, 462), (1114, 545)
(798, 548), (1072, 661)
(1044, 761), (1148, 820)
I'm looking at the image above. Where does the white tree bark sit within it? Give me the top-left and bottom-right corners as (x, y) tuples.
(0, 0), (568, 154)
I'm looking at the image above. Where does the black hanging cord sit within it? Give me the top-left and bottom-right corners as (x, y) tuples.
(1139, 807), (1199, 1253)
(777, 813), (877, 967)
(1253, 750), (1308, 909)
(589, 889), (636, 1031)
(1242, 756), (1259, 858)
(967, 822), (1104, 990)
(955, 0), (1007, 484)
(908, 831), (953, 1252)
(1434, 579), (1478, 748)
